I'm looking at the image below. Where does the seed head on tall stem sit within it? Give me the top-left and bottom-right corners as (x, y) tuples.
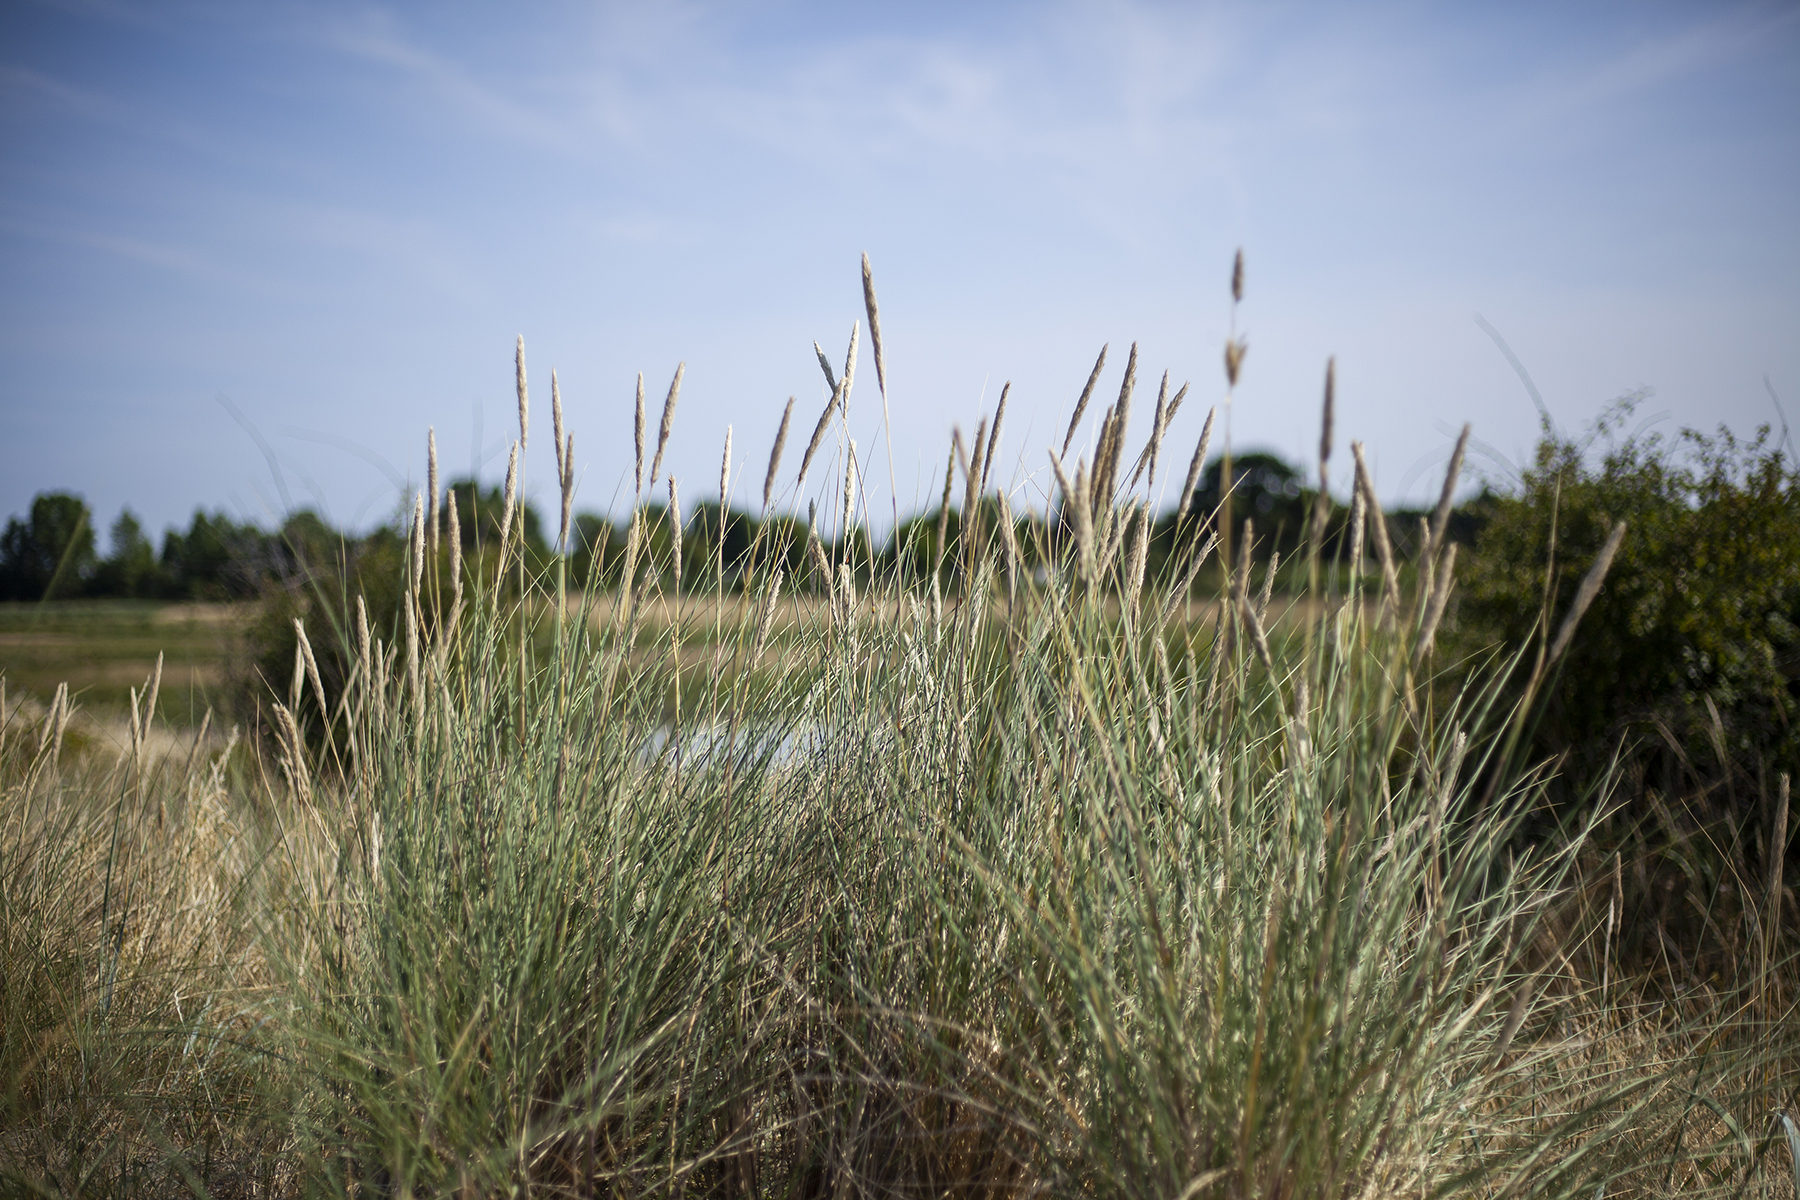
(515, 336), (529, 452)
(649, 364), (683, 492)
(764, 399), (793, 511)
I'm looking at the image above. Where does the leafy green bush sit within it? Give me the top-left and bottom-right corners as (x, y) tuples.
(1457, 402), (1800, 786)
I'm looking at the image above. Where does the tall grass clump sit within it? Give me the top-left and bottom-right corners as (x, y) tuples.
(4, 258), (1796, 1197)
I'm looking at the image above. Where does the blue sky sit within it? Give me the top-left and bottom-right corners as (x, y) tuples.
(2, 0), (1796, 545)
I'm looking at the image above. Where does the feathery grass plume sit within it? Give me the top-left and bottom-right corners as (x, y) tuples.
(293, 619), (328, 718)
(994, 488), (1023, 588)
(1149, 370), (1172, 488)
(668, 477), (683, 592)
(1543, 519), (1627, 670)
(410, 491), (426, 598)
(273, 702), (310, 805)
(552, 370), (565, 474)
(807, 519), (831, 588)
(841, 320), (859, 409)
(428, 427), (440, 557)
(964, 417), (987, 518)
(1231, 246), (1245, 302)
(813, 340), (838, 396)
(634, 373), (646, 495)
(1411, 544), (1458, 671)
(44, 681), (69, 765)
(1224, 338), (1247, 389)
(1177, 406), (1216, 520)
(1050, 451), (1094, 582)
(751, 567), (783, 659)
(1128, 369), (1172, 491)
(355, 594), (372, 686)
(1416, 516), (1436, 609)
(552, 372), (572, 550)
(1426, 423), (1471, 564)
(981, 382), (1009, 493)
(1349, 484), (1366, 577)
(402, 589), (420, 707)
(764, 398), (793, 510)
(841, 438), (858, 540)
(933, 441), (956, 578)
(1164, 379), (1189, 426)
(515, 335), (529, 451)
(1309, 359), (1336, 551)
(446, 491), (462, 610)
(796, 383), (840, 488)
(1159, 530), (1218, 628)
(559, 433), (574, 555)
(1351, 443), (1402, 617)
(1257, 550), (1279, 624)
(1063, 343), (1108, 456)
(1092, 406), (1116, 500)
(1100, 342), (1139, 502)
(1125, 502), (1152, 617)
(1237, 571), (1278, 676)
(497, 441), (518, 579)
(861, 253), (888, 398)
(648, 363), (683, 491)
(143, 649), (162, 731)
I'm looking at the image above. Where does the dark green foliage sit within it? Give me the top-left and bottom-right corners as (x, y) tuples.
(442, 477), (548, 558)
(1458, 405), (1800, 784)
(89, 509), (162, 598)
(0, 492), (95, 600)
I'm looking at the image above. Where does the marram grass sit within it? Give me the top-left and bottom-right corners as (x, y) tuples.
(4, 306), (1797, 1198)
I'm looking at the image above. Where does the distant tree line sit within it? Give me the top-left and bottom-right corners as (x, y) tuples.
(7, 453), (1434, 604)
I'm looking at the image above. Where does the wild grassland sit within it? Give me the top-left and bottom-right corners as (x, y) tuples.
(3, 270), (1797, 1198)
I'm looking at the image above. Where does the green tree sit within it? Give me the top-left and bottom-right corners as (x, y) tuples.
(0, 492), (96, 600)
(91, 507), (164, 597)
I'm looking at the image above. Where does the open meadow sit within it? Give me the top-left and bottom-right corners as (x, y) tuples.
(4, 272), (1798, 1198)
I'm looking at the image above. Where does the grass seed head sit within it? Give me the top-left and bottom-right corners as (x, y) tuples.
(515, 335), (528, 451)
(410, 491), (426, 597)
(813, 340), (838, 396)
(634, 373), (646, 495)
(649, 363), (683, 491)
(668, 477), (683, 590)
(1178, 407), (1216, 520)
(765, 398), (794, 510)
(427, 427), (440, 555)
(797, 384), (840, 488)
(861, 252), (887, 399)
(1231, 246), (1245, 302)
(982, 381), (1009, 493)
(1063, 343), (1108, 457)
(1427, 423), (1471, 564)
(1224, 338), (1247, 389)
(720, 425), (733, 506)
(841, 320), (859, 409)
(446, 491), (462, 608)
